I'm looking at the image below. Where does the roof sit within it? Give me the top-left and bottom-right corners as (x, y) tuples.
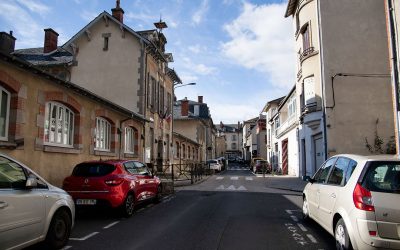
(13, 47), (73, 66)
(277, 84), (296, 112)
(173, 132), (201, 146)
(262, 96), (286, 112)
(0, 50), (147, 123)
(284, 0), (298, 17)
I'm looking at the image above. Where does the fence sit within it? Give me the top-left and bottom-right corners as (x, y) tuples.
(151, 162), (213, 185)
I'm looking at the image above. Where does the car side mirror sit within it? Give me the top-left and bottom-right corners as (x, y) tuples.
(302, 175), (314, 183)
(26, 175), (38, 189)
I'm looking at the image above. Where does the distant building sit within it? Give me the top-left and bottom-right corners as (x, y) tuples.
(216, 122), (242, 160)
(242, 117), (258, 162)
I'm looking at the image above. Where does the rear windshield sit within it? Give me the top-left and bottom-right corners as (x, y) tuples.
(72, 163), (116, 177)
(362, 161), (400, 194)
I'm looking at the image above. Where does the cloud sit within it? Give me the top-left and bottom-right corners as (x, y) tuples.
(221, 2), (295, 88)
(16, 0), (50, 16)
(80, 10), (100, 22)
(125, 11), (156, 22)
(192, 0), (209, 25)
(0, 1), (44, 48)
(182, 57), (217, 75)
(180, 73), (198, 83)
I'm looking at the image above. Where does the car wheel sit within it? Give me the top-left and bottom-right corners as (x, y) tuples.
(335, 218), (352, 250)
(121, 193), (135, 217)
(154, 185), (162, 204)
(302, 197), (310, 221)
(45, 209), (71, 249)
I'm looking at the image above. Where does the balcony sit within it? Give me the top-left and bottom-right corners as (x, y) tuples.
(299, 47), (318, 63)
(275, 114), (298, 137)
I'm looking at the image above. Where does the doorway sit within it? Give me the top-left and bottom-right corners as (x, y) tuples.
(282, 139), (288, 175)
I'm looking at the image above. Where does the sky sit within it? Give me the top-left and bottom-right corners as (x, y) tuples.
(0, 0), (295, 124)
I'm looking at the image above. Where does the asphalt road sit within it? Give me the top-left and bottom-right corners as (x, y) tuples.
(31, 163), (336, 250)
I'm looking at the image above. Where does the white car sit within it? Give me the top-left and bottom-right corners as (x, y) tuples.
(0, 154), (75, 250)
(207, 159), (222, 172)
(302, 154), (400, 250)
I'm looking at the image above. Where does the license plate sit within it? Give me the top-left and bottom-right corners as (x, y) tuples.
(76, 199), (96, 205)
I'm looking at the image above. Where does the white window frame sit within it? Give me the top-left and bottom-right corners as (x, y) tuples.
(95, 117), (111, 151)
(288, 96), (297, 118)
(0, 86), (10, 141)
(44, 101), (74, 147)
(125, 127), (135, 154)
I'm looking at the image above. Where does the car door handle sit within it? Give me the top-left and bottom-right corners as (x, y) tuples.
(0, 201), (8, 209)
(331, 193), (336, 198)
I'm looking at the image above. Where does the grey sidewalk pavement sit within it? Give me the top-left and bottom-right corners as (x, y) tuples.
(263, 175), (307, 192)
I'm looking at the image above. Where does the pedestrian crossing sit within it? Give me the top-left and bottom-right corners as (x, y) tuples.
(215, 176), (253, 181)
(216, 185), (247, 191)
(226, 166), (249, 171)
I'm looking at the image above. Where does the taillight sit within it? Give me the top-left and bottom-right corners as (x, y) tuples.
(105, 178), (124, 186)
(353, 183), (374, 211)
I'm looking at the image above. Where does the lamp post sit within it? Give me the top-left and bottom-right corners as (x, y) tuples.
(171, 82), (196, 185)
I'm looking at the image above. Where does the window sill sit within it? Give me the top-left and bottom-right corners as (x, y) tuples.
(0, 141), (18, 149)
(44, 145), (81, 154)
(124, 153), (138, 158)
(94, 150), (116, 157)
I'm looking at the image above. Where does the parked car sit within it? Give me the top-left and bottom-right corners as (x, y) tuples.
(62, 159), (161, 217)
(0, 153), (75, 250)
(253, 160), (270, 174)
(206, 159), (222, 172)
(302, 154), (400, 250)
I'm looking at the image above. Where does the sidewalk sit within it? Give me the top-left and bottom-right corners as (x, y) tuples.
(263, 175), (307, 192)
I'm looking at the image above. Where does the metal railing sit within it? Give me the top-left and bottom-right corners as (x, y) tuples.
(150, 162), (213, 185)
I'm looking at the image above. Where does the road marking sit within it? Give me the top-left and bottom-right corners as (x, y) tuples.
(285, 209), (293, 215)
(216, 177), (224, 180)
(230, 176), (239, 180)
(237, 186), (247, 191)
(103, 221), (119, 229)
(290, 215), (299, 222)
(227, 185), (236, 190)
(70, 232), (99, 241)
(307, 234), (318, 243)
(245, 177), (253, 181)
(297, 223), (307, 232)
(62, 246), (72, 250)
(216, 185), (225, 190)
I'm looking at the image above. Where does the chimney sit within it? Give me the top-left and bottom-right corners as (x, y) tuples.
(0, 31), (16, 54)
(181, 99), (189, 116)
(198, 96), (203, 103)
(43, 28), (58, 53)
(112, 0), (124, 23)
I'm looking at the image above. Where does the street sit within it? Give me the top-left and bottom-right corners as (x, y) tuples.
(28, 163), (334, 250)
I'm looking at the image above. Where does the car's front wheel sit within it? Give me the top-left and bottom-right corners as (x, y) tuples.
(45, 209), (71, 249)
(335, 218), (352, 250)
(120, 193), (135, 217)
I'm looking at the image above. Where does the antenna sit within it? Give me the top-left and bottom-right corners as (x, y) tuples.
(154, 14), (167, 33)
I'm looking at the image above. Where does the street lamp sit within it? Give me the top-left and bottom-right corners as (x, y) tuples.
(171, 82), (196, 185)
(174, 82), (196, 89)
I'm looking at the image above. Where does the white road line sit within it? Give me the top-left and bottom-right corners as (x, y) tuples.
(285, 210), (293, 215)
(297, 223), (307, 232)
(216, 177), (224, 180)
(227, 185), (236, 190)
(237, 186), (247, 191)
(103, 221), (119, 229)
(230, 176), (239, 180)
(70, 232), (99, 241)
(307, 234), (318, 243)
(245, 177), (253, 181)
(290, 215), (299, 222)
(62, 246), (72, 250)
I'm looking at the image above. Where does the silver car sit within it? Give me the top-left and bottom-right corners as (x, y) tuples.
(302, 154), (400, 250)
(0, 154), (75, 250)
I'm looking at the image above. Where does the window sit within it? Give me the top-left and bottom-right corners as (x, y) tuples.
(0, 87), (10, 141)
(327, 157), (350, 186)
(275, 117), (280, 128)
(231, 143), (237, 150)
(0, 156), (26, 189)
(362, 162), (400, 193)
(288, 96), (297, 118)
(134, 161), (150, 175)
(313, 157), (336, 184)
(232, 134), (237, 141)
(147, 73), (151, 108)
(301, 24), (311, 51)
(95, 117), (111, 151)
(182, 144), (186, 159)
(151, 77), (156, 110)
(167, 92), (172, 113)
(344, 160), (357, 185)
(176, 142), (180, 158)
(159, 85), (164, 114)
(44, 102), (74, 146)
(188, 146), (191, 159)
(125, 127), (136, 154)
(102, 33), (111, 51)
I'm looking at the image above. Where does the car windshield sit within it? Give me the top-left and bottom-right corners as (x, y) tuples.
(362, 161), (400, 194)
(72, 163), (116, 177)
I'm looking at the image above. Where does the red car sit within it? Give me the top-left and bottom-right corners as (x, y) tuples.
(62, 159), (161, 217)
